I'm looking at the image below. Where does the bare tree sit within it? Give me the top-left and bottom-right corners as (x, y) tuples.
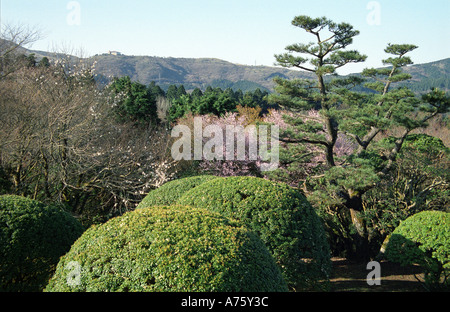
(156, 96), (172, 123)
(0, 54), (180, 224)
(0, 23), (42, 79)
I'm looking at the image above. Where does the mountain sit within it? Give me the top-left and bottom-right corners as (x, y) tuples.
(400, 58), (450, 93)
(89, 53), (314, 92)
(90, 54), (450, 93)
(24, 47), (450, 93)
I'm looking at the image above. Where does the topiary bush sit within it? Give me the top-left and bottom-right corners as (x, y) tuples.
(45, 206), (288, 292)
(176, 176), (331, 291)
(137, 175), (220, 209)
(0, 195), (85, 292)
(385, 211), (449, 290)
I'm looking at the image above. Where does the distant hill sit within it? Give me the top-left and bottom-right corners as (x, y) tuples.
(400, 58), (450, 93)
(23, 47), (450, 93)
(90, 54), (450, 93)
(89, 53), (314, 92)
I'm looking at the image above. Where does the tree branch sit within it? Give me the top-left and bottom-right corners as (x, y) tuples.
(279, 136), (329, 147)
(293, 64), (316, 73)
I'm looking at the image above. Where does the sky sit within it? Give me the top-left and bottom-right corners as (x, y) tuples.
(1, 0), (449, 74)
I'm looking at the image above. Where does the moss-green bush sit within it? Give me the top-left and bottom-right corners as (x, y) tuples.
(176, 176), (331, 290)
(0, 195), (84, 292)
(45, 206), (288, 292)
(385, 211), (449, 290)
(137, 175), (220, 209)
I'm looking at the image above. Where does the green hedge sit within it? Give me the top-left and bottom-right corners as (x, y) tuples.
(176, 176), (331, 290)
(385, 211), (449, 289)
(137, 175), (220, 209)
(45, 206), (288, 292)
(0, 195), (84, 292)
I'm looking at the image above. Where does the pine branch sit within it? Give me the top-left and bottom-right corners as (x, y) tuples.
(278, 136), (329, 147)
(294, 64), (316, 73)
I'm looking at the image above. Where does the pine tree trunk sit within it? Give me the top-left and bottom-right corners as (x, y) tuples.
(349, 208), (370, 261)
(346, 192), (370, 262)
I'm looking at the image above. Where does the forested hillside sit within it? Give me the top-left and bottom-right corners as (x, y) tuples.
(25, 45), (450, 93)
(91, 54), (450, 93)
(401, 58), (450, 93)
(90, 54), (313, 92)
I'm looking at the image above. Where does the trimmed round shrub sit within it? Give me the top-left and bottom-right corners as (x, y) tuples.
(385, 211), (449, 289)
(0, 195), (84, 292)
(137, 175), (220, 209)
(176, 176), (331, 290)
(45, 206), (288, 292)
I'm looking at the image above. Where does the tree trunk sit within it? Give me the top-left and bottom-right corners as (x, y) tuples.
(317, 74), (338, 168)
(349, 208), (370, 261)
(325, 117), (338, 167)
(12, 164), (22, 195)
(345, 191), (370, 262)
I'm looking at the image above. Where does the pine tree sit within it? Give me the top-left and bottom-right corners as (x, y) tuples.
(38, 56), (50, 68)
(109, 76), (158, 124)
(148, 81), (165, 98)
(268, 15), (449, 260)
(191, 87), (203, 98)
(166, 85), (179, 102)
(176, 85), (187, 98)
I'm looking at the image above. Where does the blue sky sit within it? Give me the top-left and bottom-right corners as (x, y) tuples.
(2, 0), (449, 74)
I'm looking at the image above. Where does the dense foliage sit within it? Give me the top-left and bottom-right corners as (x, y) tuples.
(45, 206), (288, 292)
(168, 86), (272, 123)
(362, 134), (449, 239)
(137, 175), (220, 208)
(384, 211), (449, 290)
(318, 133), (450, 258)
(109, 76), (159, 124)
(108, 76), (273, 125)
(0, 195), (84, 292)
(176, 176), (331, 290)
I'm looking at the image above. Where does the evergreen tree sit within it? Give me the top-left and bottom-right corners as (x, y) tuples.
(234, 89), (244, 102)
(176, 85), (187, 98)
(191, 87), (203, 98)
(148, 81), (165, 98)
(38, 57), (50, 68)
(268, 15), (449, 260)
(204, 86), (214, 94)
(224, 87), (237, 101)
(166, 85), (179, 102)
(168, 94), (192, 123)
(17, 53), (37, 68)
(109, 76), (158, 124)
(26, 54), (37, 67)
